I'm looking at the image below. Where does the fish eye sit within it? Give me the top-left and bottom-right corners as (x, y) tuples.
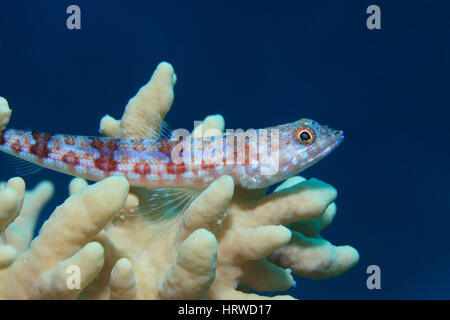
(295, 127), (315, 145)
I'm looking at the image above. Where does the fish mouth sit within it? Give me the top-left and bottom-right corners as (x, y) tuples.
(334, 130), (344, 146)
(299, 129), (344, 169)
(323, 129), (344, 155)
(317, 124), (344, 145)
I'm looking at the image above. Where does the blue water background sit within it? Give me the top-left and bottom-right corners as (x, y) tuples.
(1, 0), (449, 299)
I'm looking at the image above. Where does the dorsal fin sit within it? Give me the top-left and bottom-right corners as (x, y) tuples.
(147, 118), (175, 140)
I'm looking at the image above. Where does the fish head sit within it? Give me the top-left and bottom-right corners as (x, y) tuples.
(278, 117), (343, 174)
(250, 118), (344, 188)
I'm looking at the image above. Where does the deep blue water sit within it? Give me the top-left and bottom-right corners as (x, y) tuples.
(0, 0), (449, 299)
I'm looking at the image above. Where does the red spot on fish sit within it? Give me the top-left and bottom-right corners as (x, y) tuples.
(64, 136), (76, 146)
(120, 142), (130, 150)
(90, 138), (119, 151)
(201, 162), (215, 170)
(30, 132), (52, 159)
(10, 140), (22, 153)
(94, 157), (118, 172)
(132, 140), (146, 152)
(80, 151), (93, 161)
(134, 161), (152, 175)
(62, 151), (80, 167)
(0, 131), (5, 145)
(157, 141), (173, 157)
(167, 162), (186, 175)
(244, 144), (251, 165)
(116, 151), (131, 163)
(90, 137), (119, 172)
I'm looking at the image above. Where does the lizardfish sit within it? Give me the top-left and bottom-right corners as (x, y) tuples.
(0, 118), (343, 190)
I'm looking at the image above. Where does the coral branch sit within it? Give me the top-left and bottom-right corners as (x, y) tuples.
(222, 225), (291, 261)
(240, 259), (295, 292)
(27, 177), (128, 266)
(99, 62), (176, 139)
(0, 244), (17, 269)
(0, 181), (22, 230)
(289, 203), (337, 237)
(158, 229), (217, 300)
(176, 175), (233, 244)
(109, 258), (137, 300)
(0, 97), (11, 131)
(39, 242), (104, 299)
(0, 176), (129, 299)
(6, 180), (53, 252)
(68, 177), (88, 195)
(80, 230), (126, 299)
(191, 114), (225, 137)
(0, 178), (24, 268)
(251, 178), (338, 226)
(269, 231), (359, 280)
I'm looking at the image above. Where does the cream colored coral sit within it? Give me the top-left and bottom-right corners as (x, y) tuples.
(0, 177), (23, 268)
(0, 62), (358, 299)
(95, 62), (358, 299)
(6, 180), (54, 252)
(0, 97), (11, 131)
(99, 61), (177, 139)
(0, 174), (130, 299)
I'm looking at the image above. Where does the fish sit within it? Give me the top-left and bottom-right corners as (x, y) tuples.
(0, 118), (343, 190)
(0, 118), (343, 216)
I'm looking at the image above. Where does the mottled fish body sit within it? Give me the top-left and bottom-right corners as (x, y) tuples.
(0, 119), (343, 190)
